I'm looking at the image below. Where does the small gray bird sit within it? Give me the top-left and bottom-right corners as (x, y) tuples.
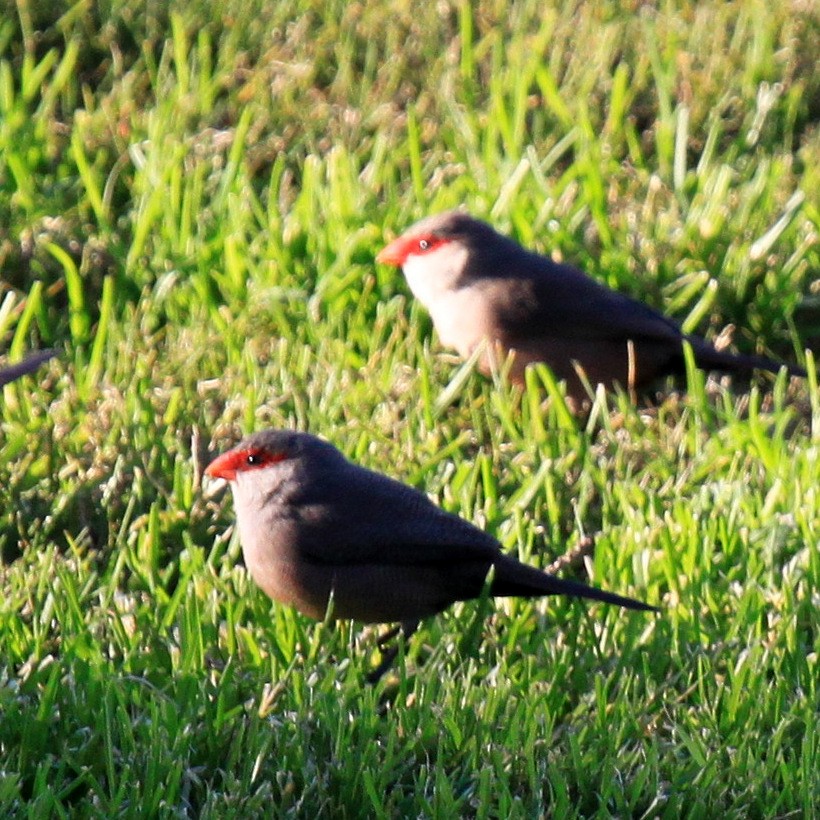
(206, 429), (656, 676)
(377, 211), (805, 402)
(0, 349), (57, 388)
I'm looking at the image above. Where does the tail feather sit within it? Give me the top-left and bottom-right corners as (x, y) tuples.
(686, 339), (806, 379)
(490, 555), (657, 613)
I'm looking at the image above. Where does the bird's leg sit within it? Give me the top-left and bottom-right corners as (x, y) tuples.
(367, 619), (420, 684)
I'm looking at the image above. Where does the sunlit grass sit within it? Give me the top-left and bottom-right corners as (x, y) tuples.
(0, 0), (817, 816)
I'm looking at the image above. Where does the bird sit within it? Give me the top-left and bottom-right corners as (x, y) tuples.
(205, 429), (657, 679)
(376, 210), (806, 402)
(0, 349), (58, 388)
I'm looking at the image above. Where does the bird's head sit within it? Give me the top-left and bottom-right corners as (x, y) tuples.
(205, 429), (342, 504)
(376, 209), (490, 267)
(376, 210), (507, 304)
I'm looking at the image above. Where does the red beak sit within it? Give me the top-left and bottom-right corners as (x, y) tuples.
(375, 237), (408, 266)
(204, 451), (239, 482)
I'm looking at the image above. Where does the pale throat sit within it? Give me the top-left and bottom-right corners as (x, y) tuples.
(402, 248), (493, 357)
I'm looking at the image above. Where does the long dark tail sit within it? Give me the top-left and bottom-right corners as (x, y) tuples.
(490, 555), (658, 613)
(686, 338), (806, 379)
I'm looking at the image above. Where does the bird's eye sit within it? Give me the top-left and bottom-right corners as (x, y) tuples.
(418, 239), (429, 251)
(246, 453), (261, 466)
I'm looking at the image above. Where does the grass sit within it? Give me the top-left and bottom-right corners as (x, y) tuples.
(0, 0), (818, 816)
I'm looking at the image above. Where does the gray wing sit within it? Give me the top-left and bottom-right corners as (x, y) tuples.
(294, 460), (504, 567)
(502, 254), (685, 346)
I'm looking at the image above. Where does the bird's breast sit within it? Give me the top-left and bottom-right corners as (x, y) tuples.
(241, 543), (331, 620)
(421, 286), (501, 358)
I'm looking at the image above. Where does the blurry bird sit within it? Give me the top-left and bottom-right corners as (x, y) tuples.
(377, 211), (805, 402)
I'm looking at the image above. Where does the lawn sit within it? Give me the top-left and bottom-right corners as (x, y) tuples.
(0, 0), (817, 816)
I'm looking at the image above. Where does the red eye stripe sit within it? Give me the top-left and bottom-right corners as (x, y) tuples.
(376, 233), (447, 266)
(205, 447), (288, 481)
